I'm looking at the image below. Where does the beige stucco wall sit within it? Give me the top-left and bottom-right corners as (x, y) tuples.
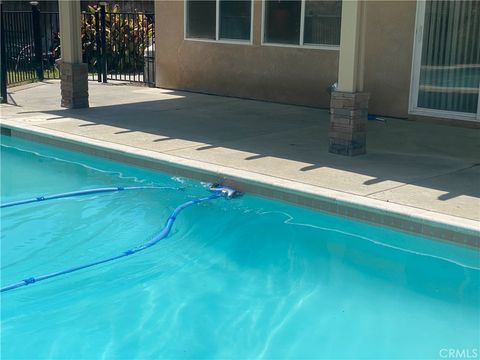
(364, 1), (416, 118)
(155, 0), (339, 108)
(155, 0), (417, 116)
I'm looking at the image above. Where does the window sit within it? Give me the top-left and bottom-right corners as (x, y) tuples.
(185, 0), (252, 42)
(264, 1), (301, 44)
(304, 0), (342, 45)
(220, 1), (252, 40)
(186, 1), (216, 40)
(264, 0), (342, 47)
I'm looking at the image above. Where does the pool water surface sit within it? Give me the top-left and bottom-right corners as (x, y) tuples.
(1, 135), (479, 359)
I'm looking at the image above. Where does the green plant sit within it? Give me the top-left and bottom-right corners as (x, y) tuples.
(81, 4), (154, 74)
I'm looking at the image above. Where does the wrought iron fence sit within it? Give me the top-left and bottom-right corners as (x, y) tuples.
(0, 3), (155, 102)
(102, 10), (155, 84)
(3, 11), (37, 86)
(41, 12), (61, 80)
(80, 7), (155, 84)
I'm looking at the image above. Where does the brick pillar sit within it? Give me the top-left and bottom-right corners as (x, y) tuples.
(329, 91), (369, 156)
(59, 61), (89, 108)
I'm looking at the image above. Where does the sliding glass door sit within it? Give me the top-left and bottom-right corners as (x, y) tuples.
(410, 0), (480, 121)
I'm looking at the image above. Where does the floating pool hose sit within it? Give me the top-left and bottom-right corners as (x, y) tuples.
(0, 186), (181, 209)
(0, 184), (240, 293)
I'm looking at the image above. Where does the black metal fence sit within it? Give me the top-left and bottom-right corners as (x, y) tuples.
(3, 10), (37, 86)
(0, 3), (155, 102)
(41, 11), (61, 80)
(81, 7), (155, 84)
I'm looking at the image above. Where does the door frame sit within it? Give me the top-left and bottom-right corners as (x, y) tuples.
(409, 0), (480, 122)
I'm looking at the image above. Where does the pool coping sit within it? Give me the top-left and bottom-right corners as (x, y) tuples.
(1, 120), (479, 248)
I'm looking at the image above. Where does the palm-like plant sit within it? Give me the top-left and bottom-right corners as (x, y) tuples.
(81, 4), (154, 74)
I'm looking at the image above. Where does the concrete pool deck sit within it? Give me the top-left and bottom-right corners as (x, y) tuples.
(1, 80), (479, 244)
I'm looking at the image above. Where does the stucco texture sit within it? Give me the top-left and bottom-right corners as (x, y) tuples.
(155, 0), (339, 108)
(155, 0), (416, 116)
(364, 1), (416, 118)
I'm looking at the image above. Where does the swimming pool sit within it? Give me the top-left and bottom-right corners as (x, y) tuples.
(1, 134), (479, 359)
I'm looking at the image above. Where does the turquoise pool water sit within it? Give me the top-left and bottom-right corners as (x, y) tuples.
(1, 135), (479, 359)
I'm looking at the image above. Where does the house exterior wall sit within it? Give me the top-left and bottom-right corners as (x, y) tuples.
(154, 0), (416, 116)
(364, 1), (417, 118)
(154, 0), (339, 108)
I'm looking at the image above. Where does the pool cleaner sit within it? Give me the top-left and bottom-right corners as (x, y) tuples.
(0, 184), (240, 292)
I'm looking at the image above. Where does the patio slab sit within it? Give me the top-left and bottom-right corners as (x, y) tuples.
(1, 80), (479, 224)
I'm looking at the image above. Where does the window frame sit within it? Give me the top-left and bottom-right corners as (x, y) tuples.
(261, 0), (341, 50)
(184, 0), (254, 45)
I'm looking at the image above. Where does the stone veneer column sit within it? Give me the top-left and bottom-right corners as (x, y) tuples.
(330, 1), (367, 156)
(58, 0), (88, 108)
(329, 91), (369, 156)
(59, 62), (89, 108)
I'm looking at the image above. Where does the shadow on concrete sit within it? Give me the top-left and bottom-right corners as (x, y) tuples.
(12, 86), (480, 202)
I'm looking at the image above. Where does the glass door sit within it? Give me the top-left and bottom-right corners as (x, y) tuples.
(410, 0), (480, 121)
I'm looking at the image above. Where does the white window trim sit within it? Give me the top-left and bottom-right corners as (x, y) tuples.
(409, 0), (480, 122)
(184, 0), (254, 45)
(261, 0), (340, 51)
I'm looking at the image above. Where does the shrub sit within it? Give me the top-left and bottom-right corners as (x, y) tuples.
(81, 4), (154, 74)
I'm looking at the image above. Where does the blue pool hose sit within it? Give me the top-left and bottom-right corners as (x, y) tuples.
(1, 184), (239, 293)
(0, 186), (180, 209)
